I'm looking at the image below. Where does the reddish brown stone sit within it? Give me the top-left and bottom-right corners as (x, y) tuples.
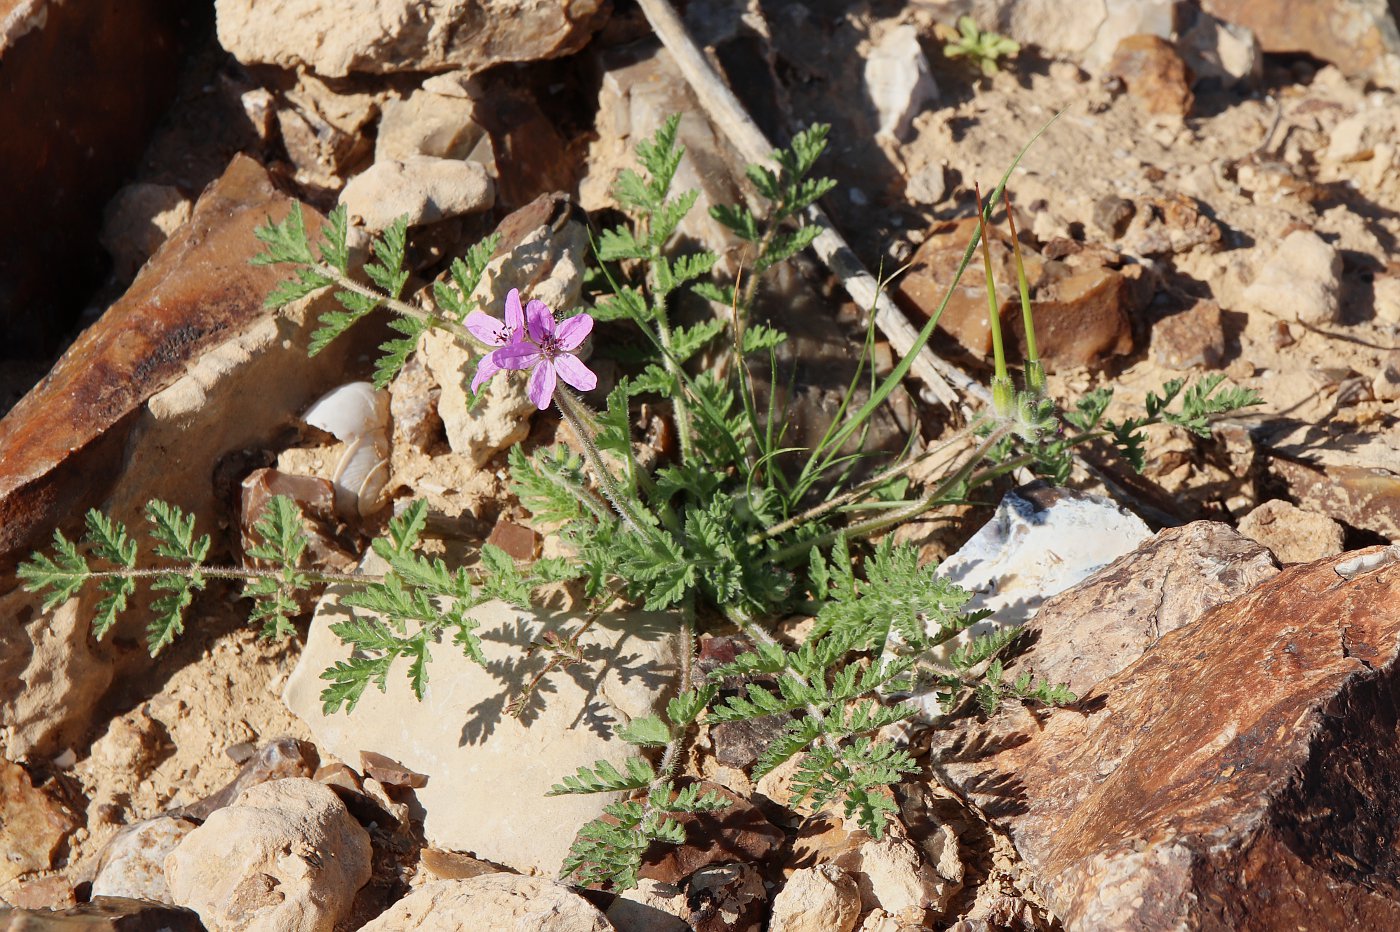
(486, 518), (542, 562)
(1106, 34), (1195, 117)
(1013, 521), (1278, 700)
(1, 874), (75, 911)
(0, 898), (204, 930)
(895, 218), (1136, 371)
(942, 552), (1400, 929)
(639, 781), (785, 885)
(0, 156), (369, 573)
(0, 760), (80, 885)
(1152, 298), (1227, 370)
(0, 0), (189, 352)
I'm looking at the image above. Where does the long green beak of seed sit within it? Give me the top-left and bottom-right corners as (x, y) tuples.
(1003, 192), (1045, 396)
(974, 183), (1014, 417)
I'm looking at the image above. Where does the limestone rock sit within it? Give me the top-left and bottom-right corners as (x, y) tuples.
(865, 25), (938, 144)
(339, 156), (493, 232)
(939, 553), (1400, 929)
(358, 876), (613, 932)
(0, 760), (80, 885)
(1242, 230), (1343, 324)
(1202, 0), (1400, 88)
(0, 0), (186, 351)
(986, 0), (1177, 71)
(0, 156), (373, 758)
(687, 864), (767, 932)
(275, 72), (382, 192)
(582, 47), (749, 268)
(606, 879), (692, 932)
(1373, 275), (1400, 324)
(1323, 105), (1400, 164)
(1151, 298), (1226, 370)
(285, 580), (679, 873)
(375, 87), (484, 163)
(1179, 8), (1262, 87)
(1105, 34), (1194, 117)
(215, 0), (609, 78)
(91, 817), (197, 903)
(99, 183), (192, 282)
(173, 738), (320, 822)
(1239, 500), (1347, 564)
(769, 864), (862, 932)
(165, 778), (372, 932)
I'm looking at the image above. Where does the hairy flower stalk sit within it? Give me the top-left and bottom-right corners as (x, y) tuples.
(974, 184), (1015, 419)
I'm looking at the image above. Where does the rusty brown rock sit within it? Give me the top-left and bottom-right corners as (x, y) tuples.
(895, 218), (1136, 371)
(1202, 0), (1400, 88)
(0, 0), (188, 352)
(0, 760), (80, 886)
(0, 898), (204, 931)
(638, 781), (785, 885)
(1011, 522), (1278, 698)
(485, 518), (541, 562)
(1106, 34), (1195, 117)
(0, 156), (377, 758)
(1151, 298), (1227, 370)
(942, 552), (1400, 929)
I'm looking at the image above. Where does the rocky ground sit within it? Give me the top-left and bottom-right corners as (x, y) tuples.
(1, 0), (1399, 930)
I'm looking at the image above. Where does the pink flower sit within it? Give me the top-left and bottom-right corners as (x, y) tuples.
(466, 288), (529, 393)
(493, 299), (597, 409)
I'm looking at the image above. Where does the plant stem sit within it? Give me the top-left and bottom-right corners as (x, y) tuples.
(76, 565), (377, 585)
(770, 425), (1013, 563)
(554, 387), (656, 539)
(754, 417), (988, 544)
(647, 287), (697, 460)
(315, 264), (474, 343)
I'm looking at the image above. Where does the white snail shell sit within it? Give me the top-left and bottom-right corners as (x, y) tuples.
(302, 382), (391, 517)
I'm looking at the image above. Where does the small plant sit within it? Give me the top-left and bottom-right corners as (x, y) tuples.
(21, 115), (1261, 892)
(939, 15), (1021, 77)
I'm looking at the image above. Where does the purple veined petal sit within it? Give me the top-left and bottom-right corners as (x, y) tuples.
(470, 350), (503, 393)
(528, 360), (557, 410)
(553, 352), (597, 392)
(555, 313), (594, 351)
(465, 309), (509, 346)
(504, 289), (525, 333)
(525, 299), (554, 344)
(492, 342), (542, 370)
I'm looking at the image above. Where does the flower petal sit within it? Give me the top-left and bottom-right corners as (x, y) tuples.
(470, 351), (503, 393)
(505, 289), (525, 333)
(553, 352), (597, 393)
(525, 299), (554, 344)
(465, 309), (509, 346)
(555, 313), (594, 351)
(492, 342), (541, 370)
(528, 360), (557, 410)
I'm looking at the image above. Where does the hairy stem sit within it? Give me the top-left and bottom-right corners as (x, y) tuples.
(314, 263), (473, 343)
(554, 387), (656, 539)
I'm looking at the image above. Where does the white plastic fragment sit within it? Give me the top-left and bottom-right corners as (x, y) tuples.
(302, 381), (391, 516)
(932, 488), (1152, 660)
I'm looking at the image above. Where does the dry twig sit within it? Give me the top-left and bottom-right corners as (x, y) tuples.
(637, 0), (988, 411)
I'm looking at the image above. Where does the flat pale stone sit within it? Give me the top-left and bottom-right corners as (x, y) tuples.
(285, 572), (679, 873)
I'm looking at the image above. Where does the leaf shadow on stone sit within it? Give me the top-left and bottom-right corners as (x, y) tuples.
(457, 610), (676, 747)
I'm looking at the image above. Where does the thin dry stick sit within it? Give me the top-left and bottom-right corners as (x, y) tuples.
(636, 0), (988, 412)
